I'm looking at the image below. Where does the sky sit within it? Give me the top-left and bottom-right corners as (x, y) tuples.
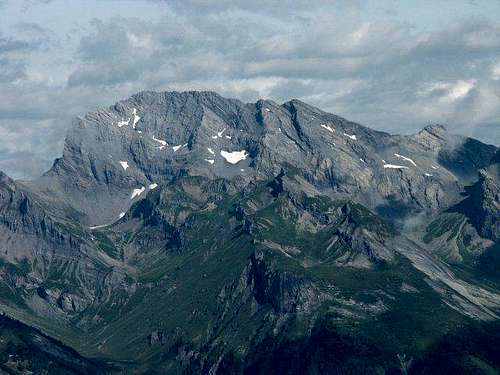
(0, 0), (499, 179)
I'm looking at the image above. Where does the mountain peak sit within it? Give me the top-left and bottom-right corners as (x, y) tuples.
(125, 90), (241, 114)
(421, 124), (447, 137)
(131, 89), (222, 100)
(412, 123), (449, 150)
(282, 98), (318, 112)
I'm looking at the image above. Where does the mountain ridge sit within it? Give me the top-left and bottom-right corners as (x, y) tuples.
(17, 90), (495, 227)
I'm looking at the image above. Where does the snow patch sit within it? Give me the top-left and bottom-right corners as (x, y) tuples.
(431, 165), (438, 170)
(225, 135), (232, 139)
(149, 183), (158, 190)
(130, 186), (146, 199)
(384, 164), (409, 169)
(172, 143), (188, 152)
(119, 161), (129, 171)
(207, 148), (215, 155)
(360, 158), (365, 163)
(152, 135), (167, 150)
(394, 153), (417, 166)
(265, 108), (271, 112)
(220, 150), (248, 164)
(132, 108), (140, 129)
(205, 159), (215, 165)
(89, 223), (110, 230)
(343, 133), (357, 140)
(320, 124), (335, 133)
(212, 128), (227, 139)
(118, 212), (126, 219)
(117, 118), (130, 127)
(424, 173), (433, 177)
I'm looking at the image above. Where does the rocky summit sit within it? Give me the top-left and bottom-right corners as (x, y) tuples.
(0, 90), (499, 374)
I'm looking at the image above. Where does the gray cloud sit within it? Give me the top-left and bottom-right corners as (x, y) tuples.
(0, 31), (41, 82)
(19, 0), (55, 12)
(0, 1), (499, 180)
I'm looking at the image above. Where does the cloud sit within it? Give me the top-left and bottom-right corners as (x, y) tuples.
(492, 62), (500, 80)
(19, 0), (55, 12)
(0, 31), (42, 82)
(418, 80), (477, 102)
(0, 117), (63, 179)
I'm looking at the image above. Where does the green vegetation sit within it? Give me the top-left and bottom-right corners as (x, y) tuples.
(423, 213), (464, 243)
(0, 176), (495, 374)
(0, 258), (31, 278)
(0, 315), (110, 374)
(93, 231), (120, 258)
(349, 203), (398, 237)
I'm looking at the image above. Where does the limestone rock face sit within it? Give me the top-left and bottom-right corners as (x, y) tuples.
(18, 91), (494, 229)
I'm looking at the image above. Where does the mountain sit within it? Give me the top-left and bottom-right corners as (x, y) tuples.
(0, 91), (499, 374)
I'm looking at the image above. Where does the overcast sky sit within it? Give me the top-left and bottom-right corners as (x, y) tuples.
(0, 0), (499, 179)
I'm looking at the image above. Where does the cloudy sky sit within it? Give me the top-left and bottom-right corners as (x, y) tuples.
(1, 0), (499, 179)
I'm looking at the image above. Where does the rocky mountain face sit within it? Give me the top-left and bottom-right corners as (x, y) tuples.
(28, 91), (495, 226)
(0, 91), (498, 374)
(453, 156), (500, 242)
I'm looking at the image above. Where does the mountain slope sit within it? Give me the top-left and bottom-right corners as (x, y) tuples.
(0, 91), (498, 374)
